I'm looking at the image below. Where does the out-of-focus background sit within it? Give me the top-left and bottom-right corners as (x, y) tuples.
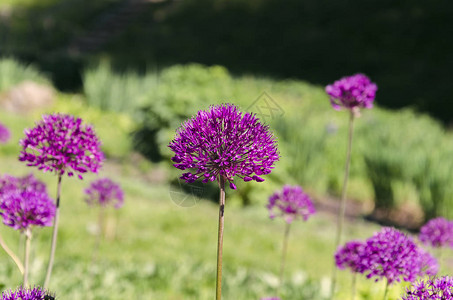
(0, 0), (452, 299)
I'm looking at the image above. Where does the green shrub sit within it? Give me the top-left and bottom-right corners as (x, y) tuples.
(0, 57), (50, 92)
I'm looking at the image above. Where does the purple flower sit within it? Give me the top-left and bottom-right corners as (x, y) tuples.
(417, 247), (438, 277)
(267, 185), (315, 223)
(0, 122), (11, 144)
(85, 177), (124, 208)
(168, 104), (279, 189)
(1, 286), (54, 300)
(335, 240), (366, 274)
(361, 227), (437, 285)
(325, 74), (377, 111)
(19, 113), (104, 179)
(419, 217), (453, 249)
(401, 276), (453, 300)
(0, 174), (47, 196)
(0, 189), (55, 231)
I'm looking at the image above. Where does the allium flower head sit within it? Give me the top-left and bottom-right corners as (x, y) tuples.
(419, 217), (453, 249)
(335, 240), (366, 274)
(325, 73), (377, 111)
(0, 174), (47, 196)
(19, 113), (104, 179)
(0, 189), (55, 231)
(267, 185), (315, 223)
(1, 286), (54, 300)
(401, 276), (453, 300)
(362, 227), (436, 284)
(169, 104), (279, 189)
(417, 247), (438, 277)
(0, 122), (11, 144)
(85, 177), (124, 208)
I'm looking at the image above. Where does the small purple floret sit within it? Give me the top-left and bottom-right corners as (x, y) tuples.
(401, 276), (453, 300)
(19, 113), (104, 179)
(325, 73), (377, 110)
(267, 185), (315, 223)
(0, 122), (11, 144)
(1, 286), (54, 300)
(419, 217), (453, 249)
(85, 177), (124, 209)
(168, 104), (279, 189)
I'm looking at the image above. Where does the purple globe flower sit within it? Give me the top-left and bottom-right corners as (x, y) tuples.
(417, 247), (438, 277)
(325, 73), (377, 111)
(401, 276), (453, 300)
(85, 177), (124, 208)
(0, 189), (55, 231)
(267, 185), (315, 223)
(335, 240), (366, 274)
(168, 104), (279, 189)
(0, 122), (11, 144)
(362, 227), (437, 284)
(19, 113), (104, 179)
(419, 217), (453, 249)
(1, 286), (54, 300)
(0, 174), (47, 196)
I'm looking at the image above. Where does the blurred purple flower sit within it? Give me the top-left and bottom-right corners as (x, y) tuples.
(362, 227), (437, 284)
(85, 177), (124, 209)
(19, 113), (104, 179)
(0, 122), (11, 144)
(325, 74), (377, 111)
(401, 276), (453, 300)
(419, 217), (453, 249)
(417, 247), (438, 277)
(0, 173), (47, 196)
(335, 240), (366, 274)
(267, 185), (315, 223)
(1, 286), (54, 300)
(0, 189), (55, 231)
(168, 104), (279, 189)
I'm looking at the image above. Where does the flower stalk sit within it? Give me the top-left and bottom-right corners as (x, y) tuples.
(331, 111), (355, 297)
(216, 176), (226, 300)
(44, 174), (62, 288)
(0, 234), (24, 275)
(279, 222), (291, 287)
(23, 228), (32, 286)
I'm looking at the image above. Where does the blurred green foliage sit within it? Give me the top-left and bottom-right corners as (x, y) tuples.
(0, 57), (50, 92)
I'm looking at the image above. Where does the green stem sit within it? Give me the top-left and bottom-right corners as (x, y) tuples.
(92, 206), (105, 264)
(279, 222), (291, 289)
(0, 233), (24, 275)
(44, 174), (62, 288)
(383, 280), (389, 300)
(351, 273), (357, 300)
(215, 176), (226, 300)
(23, 229), (32, 286)
(331, 111), (355, 298)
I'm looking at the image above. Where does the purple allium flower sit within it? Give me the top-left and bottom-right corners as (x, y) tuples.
(85, 177), (124, 208)
(19, 113), (104, 179)
(168, 104), (279, 189)
(0, 189), (55, 231)
(0, 122), (11, 144)
(267, 185), (315, 223)
(362, 227), (436, 284)
(0, 174), (47, 196)
(335, 240), (366, 274)
(1, 286), (54, 300)
(419, 217), (453, 249)
(325, 73), (377, 111)
(401, 276), (453, 300)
